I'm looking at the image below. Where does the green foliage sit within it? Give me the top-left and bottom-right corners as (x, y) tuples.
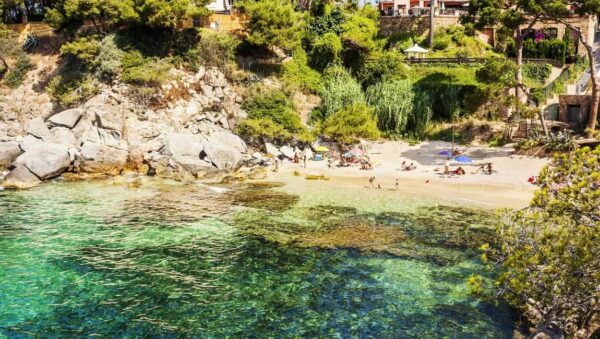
(237, 117), (293, 142)
(476, 58), (516, 87)
(507, 39), (567, 63)
(3, 55), (33, 88)
(428, 26), (493, 58)
(95, 34), (124, 81)
(306, 6), (345, 37)
(494, 147), (600, 336)
(309, 32), (342, 71)
(239, 88), (313, 143)
(412, 67), (484, 121)
(281, 49), (323, 94)
(120, 51), (171, 87)
(322, 103), (380, 144)
(45, 0), (208, 32)
(522, 63), (552, 88)
(339, 10), (379, 71)
(192, 28), (241, 70)
(243, 0), (305, 53)
(60, 36), (100, 68)
(356, 50), (407, 88)
(314, 66), (365, 121)
(366, 79), (413, 134)
(47, 71), (98, 107)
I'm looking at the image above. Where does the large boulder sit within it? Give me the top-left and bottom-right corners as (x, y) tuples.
(14, 142), (71, 180)
(201, 130), (246, 170)
(280, 145), (295, 159)
(79, 142), (128, 175)
(26, 117), (51, 140)
(1, 164), (41, 189)
(19, 135), (43, 152)
(49, 127), (78, 148)
(161, 132), (215, 176)
(0, 142), (22, 169)
(48, 108), (82, 129)
(265, 142), (281, 157)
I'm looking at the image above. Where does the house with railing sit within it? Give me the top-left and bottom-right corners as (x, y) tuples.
(377, 0), (469, 17)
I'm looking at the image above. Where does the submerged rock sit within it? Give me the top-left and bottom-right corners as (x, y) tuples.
(1, 164), (41, 189)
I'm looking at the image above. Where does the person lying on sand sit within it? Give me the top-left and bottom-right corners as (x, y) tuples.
(403, 163), (417, 171)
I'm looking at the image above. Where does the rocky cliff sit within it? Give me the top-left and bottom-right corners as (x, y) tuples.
(0, 66), (250, 189)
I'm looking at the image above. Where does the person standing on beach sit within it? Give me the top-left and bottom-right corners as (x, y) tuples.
(303, 155), (307, 168)
(444, 159), (450, 175)
(369, 176), (375, 188)
(395, 179), (400, 191)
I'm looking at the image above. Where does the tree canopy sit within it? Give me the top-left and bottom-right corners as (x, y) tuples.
(492, 147), (600, 337)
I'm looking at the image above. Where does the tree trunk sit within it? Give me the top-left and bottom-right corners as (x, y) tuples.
(429, 0), (435, 48)
(0, 55), (8, 79)
(515, 30), (525, 118)
(538, 108), (549, 137)
(582, 35), (599, 138)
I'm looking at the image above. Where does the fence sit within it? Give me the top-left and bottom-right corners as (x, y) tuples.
(407, 57), (564, 67)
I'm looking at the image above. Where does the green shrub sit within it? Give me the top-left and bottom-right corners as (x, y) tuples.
(239, 88), (313, 143)
(192, 28), (240, 70)
(281, 49), (323, 94)
(314, 66), (365, 121)
(433, 36), (451, 51)
(3, 55), (33, 88)
(309, 32), (342, 71)
(366, 79), (413, 134)
(60, 36), (100, 68)
(522, 63), (552, 88)
(322, 103), (380, 144)
(47, 71), (98, 107)
(356, 50), (407, 88)
(121, 51), (170, 87)
(237, 117), (293, 142)
(95, 34), (123, 81)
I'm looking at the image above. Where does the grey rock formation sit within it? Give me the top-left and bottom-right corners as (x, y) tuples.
(79, 142), (128, 175)
(280, 145), (295, 159)
(1, 164), (41, 189)
(50, 127), (78, 148)
(14, 142), (71, 180)
(26, 118), (51, 140)
(265, 142), (281, 157)
(19, 135), (43, 152)
(48, 109), (82, 129)
(201, 130), (246, 170)
(0, 142), (22, 169)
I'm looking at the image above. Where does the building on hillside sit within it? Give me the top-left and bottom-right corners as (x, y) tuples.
(377, 0), (468, 17)
(207, 0), (235, 13)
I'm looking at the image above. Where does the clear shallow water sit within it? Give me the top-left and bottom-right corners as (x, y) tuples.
(0, 178), (516, 337)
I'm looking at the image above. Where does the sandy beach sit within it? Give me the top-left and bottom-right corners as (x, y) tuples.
(269, 140), (550, 209)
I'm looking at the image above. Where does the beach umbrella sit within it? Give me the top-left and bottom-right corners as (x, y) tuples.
(453, 155), (473, 164)
(315, 146), (329, 152)
(438, 150), (452, 156)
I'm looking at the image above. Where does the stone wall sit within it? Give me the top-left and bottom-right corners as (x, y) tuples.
(519, 16), (597, 56)
(558, 94), (592, 128)
(379, 16), (461, 36)
(378, 16), (494, 44)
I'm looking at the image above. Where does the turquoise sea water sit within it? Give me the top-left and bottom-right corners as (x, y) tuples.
(0, 178), (516, 337)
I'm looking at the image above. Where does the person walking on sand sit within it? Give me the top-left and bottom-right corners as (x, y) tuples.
(273, 159), (279, 172)
(395, 179), (400, 191)
(303, 155), (307, 168)
(369, 176), (375, 188)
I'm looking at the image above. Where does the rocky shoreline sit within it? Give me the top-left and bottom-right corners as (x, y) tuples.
(0, 67), (255, 189)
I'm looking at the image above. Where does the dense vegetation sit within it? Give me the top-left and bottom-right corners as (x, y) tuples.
(483, 147), (599, 337)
